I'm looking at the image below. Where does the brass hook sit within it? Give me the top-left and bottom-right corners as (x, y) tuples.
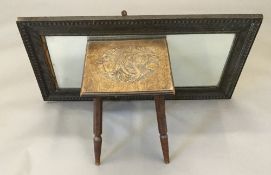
(121, 10), (127, 17)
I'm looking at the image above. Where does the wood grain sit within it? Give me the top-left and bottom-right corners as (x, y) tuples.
(81, 38), (175, 96)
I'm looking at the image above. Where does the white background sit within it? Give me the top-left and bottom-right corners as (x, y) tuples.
(0, 0), (271, 175)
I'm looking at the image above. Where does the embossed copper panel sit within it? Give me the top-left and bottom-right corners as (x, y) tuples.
(81, 38), (175, 96)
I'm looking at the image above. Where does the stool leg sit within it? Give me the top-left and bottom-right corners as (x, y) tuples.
(154, 96), (170, 164)
(93, 97), (103, 165)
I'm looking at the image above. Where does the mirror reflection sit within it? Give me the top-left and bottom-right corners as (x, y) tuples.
(45, 34), (235, 88)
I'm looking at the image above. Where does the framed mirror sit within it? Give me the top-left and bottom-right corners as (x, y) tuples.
(17, 14), (262, 101)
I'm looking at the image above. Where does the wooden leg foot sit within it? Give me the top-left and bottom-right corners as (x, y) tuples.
(93, 97), (103, 165)
(94, 136), (102, 165)
(155, 96), (170, 164)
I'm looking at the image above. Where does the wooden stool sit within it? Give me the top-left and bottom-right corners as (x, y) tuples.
(80, 38), (175, 165)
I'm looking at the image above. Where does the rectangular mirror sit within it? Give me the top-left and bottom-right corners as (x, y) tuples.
(46, 34), (235, 88)
(17, 14), (262, 100)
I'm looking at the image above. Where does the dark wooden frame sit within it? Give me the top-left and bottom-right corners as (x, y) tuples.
(17, 14), (262, 101)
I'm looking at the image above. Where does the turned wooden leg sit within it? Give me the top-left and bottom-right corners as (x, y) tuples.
(154, 95), (170, 164)
(93, 97), (103, 165)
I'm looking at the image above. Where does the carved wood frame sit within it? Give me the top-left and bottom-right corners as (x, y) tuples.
(17, 14), (262, 101)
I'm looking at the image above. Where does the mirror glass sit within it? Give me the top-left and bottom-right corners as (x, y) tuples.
(45, 34), (235, 88)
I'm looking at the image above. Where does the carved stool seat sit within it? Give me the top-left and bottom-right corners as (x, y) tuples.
(80, 38), (175, 165)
